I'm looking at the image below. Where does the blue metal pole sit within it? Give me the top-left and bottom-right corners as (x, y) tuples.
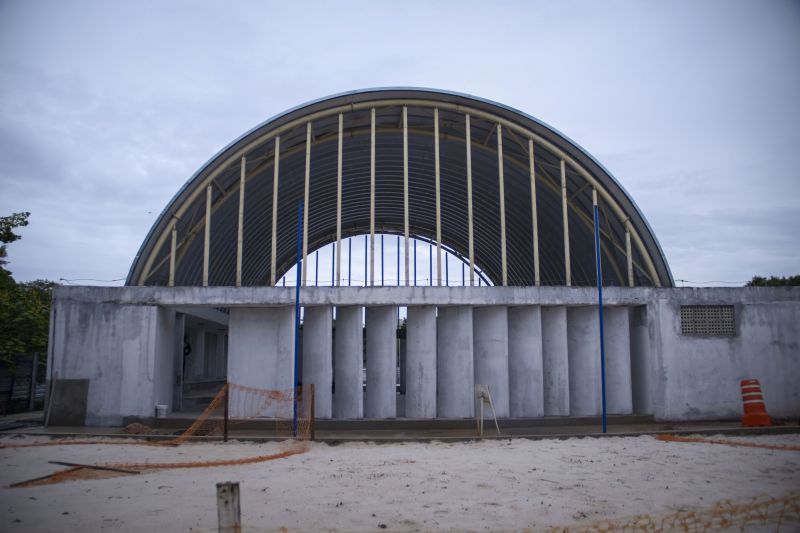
(445, 253), (449, 286)
(315, 250), (319, 287)
(381, 234), (385, 286)
(364, 235), (367, 286)
(348, 238), (352, 286)
(331, 242), (335, 286)
(292, 200), (304, 437)
(461, 262), (465, 286)
(593, 201), (608, 434)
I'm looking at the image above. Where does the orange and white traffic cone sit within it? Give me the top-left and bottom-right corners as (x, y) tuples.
(740, 379), (771, 427)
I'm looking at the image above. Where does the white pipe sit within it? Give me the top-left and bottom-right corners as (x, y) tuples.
(302, 122), (311, 286)
(203, 185), (211, 287)
(434, 108), (442, 286)
(403, 106), (410, 286)
(529, 139), (540, 287)
(497, 124), (507, 287)
(561, 159), (571, 286)
(336, 113), (343, 287)
(466, 114), (475, 286)
(236, 156), (246, 287)
(270, 136), (280, 286)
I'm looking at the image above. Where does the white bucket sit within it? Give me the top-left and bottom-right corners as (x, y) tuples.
(155, 404), (168, 418)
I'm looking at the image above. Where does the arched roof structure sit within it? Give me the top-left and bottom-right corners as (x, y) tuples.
(127, 88), (673, 288)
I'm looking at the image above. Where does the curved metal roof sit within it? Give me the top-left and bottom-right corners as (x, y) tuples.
(127, 87), (673, 288)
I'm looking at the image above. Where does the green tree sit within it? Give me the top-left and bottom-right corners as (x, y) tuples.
(0, 212), (56, 365)
(745, 275), (800, 287)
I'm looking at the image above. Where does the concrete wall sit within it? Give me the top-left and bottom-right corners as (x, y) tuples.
(49, 286), (800, 425)
(227, 307), (294, 417)
(48, 299), (176, 425)
(649, 291), (800, 420)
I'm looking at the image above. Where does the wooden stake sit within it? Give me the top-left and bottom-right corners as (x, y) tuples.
(216, 482), (241, 533)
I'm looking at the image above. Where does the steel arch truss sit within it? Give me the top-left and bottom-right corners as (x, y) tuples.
(127, 89), (673, 289)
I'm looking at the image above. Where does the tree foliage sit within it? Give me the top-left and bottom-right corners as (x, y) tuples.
(0, 212), (55, 365)
(745, 275), (800, 287)
(0, 211), (29, 268)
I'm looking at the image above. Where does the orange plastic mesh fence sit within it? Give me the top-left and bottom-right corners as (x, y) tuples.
(545, 491), (800, 533)
(656, 433), (800, 452)
(5, 382), (314, 487)
(1, 382), (313, 450)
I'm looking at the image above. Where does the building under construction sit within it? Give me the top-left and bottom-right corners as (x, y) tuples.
(47, 88), (799, 426)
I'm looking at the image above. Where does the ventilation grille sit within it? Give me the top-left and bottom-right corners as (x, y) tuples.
(680, 305), (735, 336)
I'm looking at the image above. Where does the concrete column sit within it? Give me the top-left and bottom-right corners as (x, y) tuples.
(508, 306), (544, 417)
(437, 306), (474, 418)
(188, 327), (206, 380)
(406, 306), (436, 418)
(567, 306), (601, 416)
(216, 333), (227, 378)
(333, 306), (363, 419)
(541, 306), (569, 416)
(365, 306), (397, 418)
(227, 307), (294, 417)
(172, 313), (185, 411)
(473, 306), (509, 417)
(604, 306), (633, 414)
(630, 306), (652, 414)
(302, 306), (333, 418)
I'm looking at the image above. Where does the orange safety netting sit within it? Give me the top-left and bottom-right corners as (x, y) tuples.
(656, 433), (800, 452)
(5, 382), (314, 487)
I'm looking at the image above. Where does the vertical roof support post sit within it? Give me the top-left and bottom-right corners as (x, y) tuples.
(465, 114), (475, 286)
(203, 185), (211, 287)
(270, 136), (280, 286)
(302, 123), (311, 286)
(236, 156), (246, 287)
(168, 220), (177, 287)
(529, 140), (540, 287)
(434, 108), (442, 286)
(560, 159), (571, 287)
(625, 220), (634, 287)
(497, 124), (508, 287)
(336, 113), (343, 286)
(370, 108), (376, 287)
(396, 235), (400, 286)
(403, 106), (410, 286)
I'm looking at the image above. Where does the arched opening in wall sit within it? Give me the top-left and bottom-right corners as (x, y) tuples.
(275, 233), (494, 287)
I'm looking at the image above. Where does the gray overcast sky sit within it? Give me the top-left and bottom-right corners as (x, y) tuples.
(1, 0), (798, 286)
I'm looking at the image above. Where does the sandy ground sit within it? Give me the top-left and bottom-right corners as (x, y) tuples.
(1, 433), (798, 532)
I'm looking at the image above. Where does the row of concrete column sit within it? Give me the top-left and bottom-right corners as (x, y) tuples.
(227, 305), (647, 419)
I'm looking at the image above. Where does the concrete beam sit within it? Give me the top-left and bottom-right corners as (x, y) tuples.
(437, 306), (474, 417)
(364, 306), (397, 418)
(53, 285), (681, 307)
(333, 306), (363, 419)
(473, 306), (509, 417)
(406, 306), (437, 418)
(508, 306), (544, 417)
(302, 306), (333, 418)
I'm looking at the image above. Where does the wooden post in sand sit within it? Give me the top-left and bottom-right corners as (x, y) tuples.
(216, 482), (241, 533)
